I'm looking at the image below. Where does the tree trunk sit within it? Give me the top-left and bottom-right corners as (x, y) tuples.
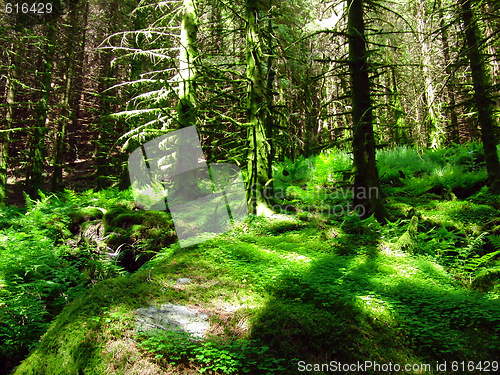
(265, 14), (275, 195)
(347, 0), (387, 222)
(27, 23), (56, 196)
(67, 0), (89, 163)
(245, 0), (272, 215)
(177, 0), (198, 129)
(170, 0), (202, 202)
(416, 1), (443, 148)
(439, 2), (460, 144)
(460, 0), (500, 193)
(53, 2), (80, 191)
(95, 0), (120, 189)
(0, 38), (18, 204)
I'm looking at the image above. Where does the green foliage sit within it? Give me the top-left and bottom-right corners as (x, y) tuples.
(377, 146), (439, 180)
(488, 235), (500, 251)
(137, 329), (285, 374)
(273, 149), (352, 191)
(0, 226), (84, 362)
(377, 144), (488, 197)
(273, 155), (312, 188)
(0, 188), (139, 366)
(311, 148), (352, 186)
(8, 143), (500, 374)
(448, 233), (500, 288)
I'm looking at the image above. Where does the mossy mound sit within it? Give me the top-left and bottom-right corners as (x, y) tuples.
(104, 210), (176, 272)
(11, 214), (500, 375)
(70, 207), (177, 272)
(12, 272), (169, 375)
(472, 267), (500, 292)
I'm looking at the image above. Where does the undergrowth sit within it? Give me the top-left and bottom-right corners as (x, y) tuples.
(137, 329), (285, 374)
(5, 143), (500, 374)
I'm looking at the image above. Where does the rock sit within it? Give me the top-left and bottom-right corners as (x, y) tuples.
(176, 277), (192, 284)
(135, 304), (209, 338)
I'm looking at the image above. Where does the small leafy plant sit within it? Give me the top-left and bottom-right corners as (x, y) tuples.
(136, 329), (285, 374)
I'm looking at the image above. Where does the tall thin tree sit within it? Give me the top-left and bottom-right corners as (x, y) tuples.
(347, 0), (387, 221)
(0, 37), (19, 204)
(460, 0), (500, 193)
(27, 23), (56, 196)
(245, 0), (273, 215)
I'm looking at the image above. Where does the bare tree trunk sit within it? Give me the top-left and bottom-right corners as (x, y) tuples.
(347, 0), (387, 222)
(460, 0), (500, 193)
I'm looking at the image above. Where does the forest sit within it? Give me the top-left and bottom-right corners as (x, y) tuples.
(0, 0), (500, 373)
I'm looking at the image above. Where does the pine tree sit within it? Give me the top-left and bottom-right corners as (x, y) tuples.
(347, 0), (387, 222)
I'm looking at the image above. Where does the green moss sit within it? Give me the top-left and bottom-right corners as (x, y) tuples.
(393, 216), (418, 251)
(69, 207), (105, 225)
(7, 173), (500, 374)
(13, 274), (166, 375)
(472, 268), (500, 292)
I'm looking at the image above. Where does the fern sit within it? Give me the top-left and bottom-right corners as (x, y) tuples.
(458, 232), (488, 259)
(455, 232), (500, 287)
(488, 235), (500, 251)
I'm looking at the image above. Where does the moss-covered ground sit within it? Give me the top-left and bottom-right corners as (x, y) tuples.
(2, 144), (500, 374)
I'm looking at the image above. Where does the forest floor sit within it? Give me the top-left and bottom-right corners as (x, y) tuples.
(1, 144), (500, 375)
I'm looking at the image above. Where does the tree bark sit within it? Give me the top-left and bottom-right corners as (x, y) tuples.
(460, 0), (500, 193)
(177, 0), (198, 129)
(27, 23), (56, 196)
(245, 0), (273, 215)
(347, 0), (387, 222)
(438, 2), (460, 144)
(170, 0), (202, 202)
(67, 0), (88, 163)
(416, 1), (443, 148)
(53, 1), (80, 191)
(0, 38), (18, 204)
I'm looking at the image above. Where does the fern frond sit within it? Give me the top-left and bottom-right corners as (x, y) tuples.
(488, 235), (500, 251)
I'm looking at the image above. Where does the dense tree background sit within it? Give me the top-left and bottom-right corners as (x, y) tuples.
(0, 0), (498, 208)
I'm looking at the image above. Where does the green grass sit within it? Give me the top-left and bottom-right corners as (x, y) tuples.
(11, 211), (500, 374)
(5, 144), (500, 374)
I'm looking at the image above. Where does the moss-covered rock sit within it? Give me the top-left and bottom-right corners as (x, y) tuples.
(471, 268), (500, 292)
(67, 208), (105, 238)
(12, 273), (168, 375)
(392, 215), (418, 251)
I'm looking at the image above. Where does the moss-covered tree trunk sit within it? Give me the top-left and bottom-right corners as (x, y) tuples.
(0, 38), (18, 205)
(177, 0), (198, 129)
(416, 1), (443, 148)
(67, 0), (88, 164)
(245, 0), (272, 215)
(460, 0), (500, 193)
(171, 0), (202, 201)
(27, 23), (56, 196)
(347, 0), (387, 222)
(52, 1), (80, 191)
